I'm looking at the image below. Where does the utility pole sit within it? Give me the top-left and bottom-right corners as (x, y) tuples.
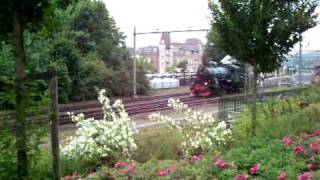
(298, 11), (303, 87)
(132, 27), (137, 98)
(299, 32), (302, 87)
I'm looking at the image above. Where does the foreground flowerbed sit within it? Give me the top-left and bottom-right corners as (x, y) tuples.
(64, 130), (320, 179)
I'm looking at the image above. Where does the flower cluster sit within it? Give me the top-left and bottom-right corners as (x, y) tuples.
(114, 161), (137, 175)
(157, 165), (177, 177)
(213, 155), (260, 179)
(191, 154), (203, 162)
(64, 171), (96, 180)
(149, 98), (232, 155)
(280, 130), (320, 179)
(61, 89), (138, 160)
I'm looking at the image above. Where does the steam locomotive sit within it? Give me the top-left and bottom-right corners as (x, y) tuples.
(190, 62), (246, 97)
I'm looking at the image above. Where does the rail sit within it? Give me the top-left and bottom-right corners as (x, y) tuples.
(0, 88), (301, 128)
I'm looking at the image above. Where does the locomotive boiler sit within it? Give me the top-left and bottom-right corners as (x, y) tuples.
(190, 62), (246, 97)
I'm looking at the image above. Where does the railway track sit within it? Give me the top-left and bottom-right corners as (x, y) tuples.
(0, 89), (295, 126)
(57, 93), (220, 125)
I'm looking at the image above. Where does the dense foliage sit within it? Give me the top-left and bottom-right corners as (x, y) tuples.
(0, 0), (149, 109)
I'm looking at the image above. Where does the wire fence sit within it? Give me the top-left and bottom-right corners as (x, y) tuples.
(217, 89), (298, 126)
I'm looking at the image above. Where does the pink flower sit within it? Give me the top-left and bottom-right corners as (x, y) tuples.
(215, 158), (228, 169)
(283, 136), (293, 146)
(166, 165), (177, 173)
(192, 154), (203, 161)
(114, 162), (127, 168)
(64, 176), (73, 180)
(128, 163), (136, 174)
(301, 132), (310, 140)
(249, 163), (261, 175)
(72, 172), (80, 176)
(294, 145), (304, 154)
(157, 170), (169, 176)
(310, 142), (320, 152)
(72, 172), (81, 180)
(277, 172), (287, 180)
(307, 163), (316, 171)
(298, 172), (313, 180)
(234, 174), (248, 180)
(87, 172), (96, 179)
(311, 130), (320, 137)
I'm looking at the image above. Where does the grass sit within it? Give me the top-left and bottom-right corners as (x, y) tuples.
(133, 125), (184, 163)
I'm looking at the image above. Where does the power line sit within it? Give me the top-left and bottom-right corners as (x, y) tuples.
(135, 29), (210, 35)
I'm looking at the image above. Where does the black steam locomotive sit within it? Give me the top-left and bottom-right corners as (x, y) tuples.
(190, 62), (246, 97)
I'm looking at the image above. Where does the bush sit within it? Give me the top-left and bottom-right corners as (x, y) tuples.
(232, 97), (320, 142)
(96, 160), (196, 180)
(149, 98), (232, 156)
(61, 90), (138, 161)
(0, 128), (17, 180)
(61, 157), (101, 177)
(82, 131), (320, 180)
(0, 125), (52, 180)
(201, 131), (320, 180)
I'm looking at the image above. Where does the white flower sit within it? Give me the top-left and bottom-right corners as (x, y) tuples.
(61, 89), (138, 160)
(149, 98), (233, 156)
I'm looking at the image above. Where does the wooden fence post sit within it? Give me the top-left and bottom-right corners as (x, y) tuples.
(49, 66), (61, 180)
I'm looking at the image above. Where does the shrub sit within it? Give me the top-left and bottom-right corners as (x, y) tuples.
(149, 98), (232, 156)
(80, 130), (320, 179)
(197, 131), (320, 179)
(232, 97), (320, 142)
(61, 89), (138, 161)
(96, 160), (196, 180)
(0, 125), (52, 180)
(0, 128), (17, 180)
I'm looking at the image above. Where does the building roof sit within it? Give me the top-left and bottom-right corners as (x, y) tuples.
(170, 38), (203, 52)
(185, 38), (203, 45)
(137, 46), (159, 55)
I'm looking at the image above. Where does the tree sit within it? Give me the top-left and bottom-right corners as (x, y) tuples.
(177, 60), (189, 71)
(208, 0), (319, 135)
(0, 0), (74, 178)
(70, 0), (127, 67)
(136, 57), (156, 73)
(205, 43), (226, 63)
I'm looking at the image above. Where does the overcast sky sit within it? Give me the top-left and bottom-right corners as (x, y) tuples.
(103, 0), (319, 51)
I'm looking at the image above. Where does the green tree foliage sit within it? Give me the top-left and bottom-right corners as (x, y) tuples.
(205, 43), (226, 63)
(66, 0), (146, 97)
(0, 0), (76, 178)
(208, 0), (319, 135)
(177, 60), (188, 70)
(136, 58), (157, 74)
(0, 0), (149, 105)
(70, 0), (128, 67)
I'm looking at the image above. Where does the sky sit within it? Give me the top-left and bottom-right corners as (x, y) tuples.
(102, 0), (320, 51)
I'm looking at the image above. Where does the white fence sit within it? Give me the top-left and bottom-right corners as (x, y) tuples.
(150, 78), (180, 89)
